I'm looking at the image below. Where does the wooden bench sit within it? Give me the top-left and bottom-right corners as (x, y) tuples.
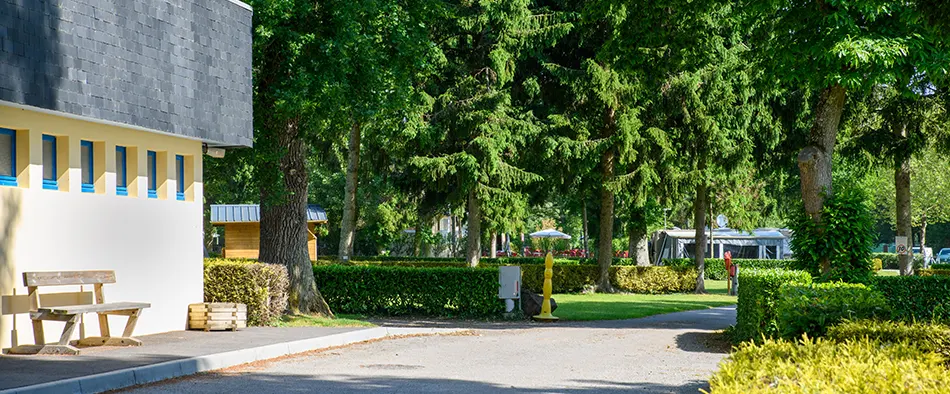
(6, 271), (150, 355)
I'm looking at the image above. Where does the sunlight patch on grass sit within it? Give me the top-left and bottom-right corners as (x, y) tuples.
(274, 313), (375, 328)
(553, 280), (736, 321)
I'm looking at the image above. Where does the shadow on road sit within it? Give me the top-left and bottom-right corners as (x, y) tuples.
(674, 331), (733, 354)
(126, 373), (712, 394)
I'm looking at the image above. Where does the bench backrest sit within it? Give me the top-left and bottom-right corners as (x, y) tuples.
(23, 271), (116, 287)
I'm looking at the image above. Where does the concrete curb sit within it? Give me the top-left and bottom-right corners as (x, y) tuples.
(2, 327), (463, 394)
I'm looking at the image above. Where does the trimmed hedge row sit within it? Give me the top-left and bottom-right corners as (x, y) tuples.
(733, 269), (812, 342)
(204, 259), (289, 326)
(317, 256), (641, 266)
(776, 282), (889, 339)
(520, 265), (696, 294)
(828, 320), (950, 362)
(663, 258), (792, 280)
(708, 337), (950, 393)
(872, 252), (924, 269)
(871, 275), (950, 323)
(312, 265), (503, 317)
(919, 269), (950, 276)
(932, 263), (950, 270)
(316, 259), (697, 294)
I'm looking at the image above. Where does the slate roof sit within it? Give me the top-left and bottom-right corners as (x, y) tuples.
(210, 204), (327, 224)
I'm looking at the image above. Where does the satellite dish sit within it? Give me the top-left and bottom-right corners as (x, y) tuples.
(716, 214), (728, 229)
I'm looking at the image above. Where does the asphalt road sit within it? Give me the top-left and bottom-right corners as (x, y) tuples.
(123, 306), (736, 394)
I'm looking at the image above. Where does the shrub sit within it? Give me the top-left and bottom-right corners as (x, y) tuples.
(520, 265), (696, 294)
(788, 187), (875, 283)
(708, 337), (950, 393)
(932, 263), (950, 270)
(873, 253), (899, 269)
(872, 258), (883, 271)
(776, 282), (889, 339)
(733, 269), (812, 343)
(918, 269), (950, 276)
(871, 275), (950, 323)
(663, 258), (792, 280)
(204, 259), (289, 326)
(312, 265), (502, 317)
(872, 252), (924, 270)
(827, 320), (950, 361)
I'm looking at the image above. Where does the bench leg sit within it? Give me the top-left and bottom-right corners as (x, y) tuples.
(8, 315), (81, 355)
(75, 309), (144, 348)
(122, 309), (141, 338)
(97, 312), (111, 337)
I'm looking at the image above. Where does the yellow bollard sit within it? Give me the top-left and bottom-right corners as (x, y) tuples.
(533, 251), (559, 322)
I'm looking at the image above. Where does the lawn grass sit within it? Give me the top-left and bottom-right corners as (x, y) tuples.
(553, 280), (737, 321)
(274, 313), (375, 328)
(876, 269), (899, 276)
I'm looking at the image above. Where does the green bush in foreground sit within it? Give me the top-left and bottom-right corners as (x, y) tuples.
(827, 320), (950, 361)
(204, 259), (289, 326)
(312, 264), (503, 317)
(663, 258), (792, 280)
(776, 282), (889, 339)
(733, 269), (812, 343)
(708, 337), (950, 393)
(520, 265), (696, 294)
(872, 275), (950, 323)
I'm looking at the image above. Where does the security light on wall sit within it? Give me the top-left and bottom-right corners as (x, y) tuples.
(202, 144), (226, 158)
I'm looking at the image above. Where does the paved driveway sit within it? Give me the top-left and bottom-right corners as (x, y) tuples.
(124, 306), (735, 394)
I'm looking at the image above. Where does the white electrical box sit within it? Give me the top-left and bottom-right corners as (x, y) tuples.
(498, 266), (521, 299)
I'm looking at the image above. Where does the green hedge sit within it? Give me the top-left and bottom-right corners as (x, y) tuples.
(662, 258), (792, 280)
(733, 269), (812, 343)
(520, 265), (696, 294)
(776, 282), (889, 339)
(708, 337), (950, 393)
(919, 269), (950, 276)
(827, 320), (950, 362)
(312, 265), (503, 317)
(928, 263), (950, 270)
(204, 259), (289, 326)
(872, 252), (924, 270)
(871, 275), (950, 323)
(317, 256), (640, 266)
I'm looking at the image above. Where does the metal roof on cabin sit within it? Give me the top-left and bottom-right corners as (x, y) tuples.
(210, 204), (328, 224)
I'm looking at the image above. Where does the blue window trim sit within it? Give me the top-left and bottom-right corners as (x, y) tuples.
(42, 135), (57, 190)
(147, 150), (157, 199)
(116, 146), (127, 196)
(0, 128), (16, 187)
(80, 140), (94, 193)
(175, 155), (185, 201)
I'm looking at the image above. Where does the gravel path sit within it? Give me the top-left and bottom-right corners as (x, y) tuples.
(123, 306), (735, 394)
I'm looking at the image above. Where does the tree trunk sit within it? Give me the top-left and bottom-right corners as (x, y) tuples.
(490, 231), (497, 258)
(466, 190), (481, 267)
(338, 121), (362, 262)
(798, 85), (846, 274)
(582, 201), (590, 258)
(259, 120), (333, 317)
(693, 180), (708, 294)
(895, 124), (914, 276)
(596, 148), (616, 293)
(629, 206), (650, 266)
(450, 215), (458, 258)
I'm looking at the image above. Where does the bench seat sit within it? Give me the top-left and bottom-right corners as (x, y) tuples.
(40, 302), (150, 315)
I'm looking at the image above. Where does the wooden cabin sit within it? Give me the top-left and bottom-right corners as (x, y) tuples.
(210, 204), (328, 260)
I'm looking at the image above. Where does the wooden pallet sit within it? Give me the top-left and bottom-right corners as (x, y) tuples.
(188, 302), (247, 331)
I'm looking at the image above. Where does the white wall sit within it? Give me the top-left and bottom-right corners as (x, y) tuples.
(0, 105), (205, 350)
